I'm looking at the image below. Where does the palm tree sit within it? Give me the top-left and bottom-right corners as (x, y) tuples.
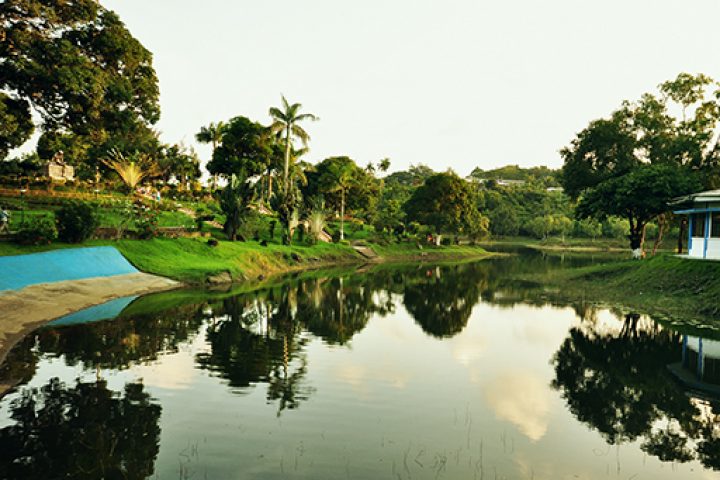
(195, 121), (225, 153)
(319, 158), (355, 241)
(196, 121), (225, 188)
(269, 96), (318, 190)
(379, 158), (391, 173)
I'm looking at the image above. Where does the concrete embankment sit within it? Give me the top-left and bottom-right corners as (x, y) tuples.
(0, 247), (178, 367)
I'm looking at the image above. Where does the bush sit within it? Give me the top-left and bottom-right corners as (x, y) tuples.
(135, 204), (160, 239)
(15, 216), (57, 245)
(55, 201), (99, 243)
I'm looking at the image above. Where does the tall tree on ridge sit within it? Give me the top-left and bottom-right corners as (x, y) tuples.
(269, 96), (318, 190)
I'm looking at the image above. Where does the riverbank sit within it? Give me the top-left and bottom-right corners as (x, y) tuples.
(0, 272), (178, 370)
(0, 238), (493, 284)
(522, 254), (720, 328)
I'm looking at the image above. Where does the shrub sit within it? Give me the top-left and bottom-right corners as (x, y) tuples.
(15, 216), (57, 245)
(135, 203), (160, 239)
(55, 201), (99, 243)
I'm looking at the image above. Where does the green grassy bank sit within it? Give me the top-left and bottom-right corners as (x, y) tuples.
(525, 254), (720, 327)
(0, 238), (492, 285)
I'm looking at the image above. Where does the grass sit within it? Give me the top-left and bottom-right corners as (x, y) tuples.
(520, 253), (720, 328)
(0, 235), (492, 285)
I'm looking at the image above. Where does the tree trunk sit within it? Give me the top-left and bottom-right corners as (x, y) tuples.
(628, 217), (645, 259)
(340, 188), (345, 241)
(677, 217), (686, 254)
(651, 214), (667, 256)
(283, 125), (291, 189)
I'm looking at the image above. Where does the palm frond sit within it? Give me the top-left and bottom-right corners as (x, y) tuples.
(101, 149), (162, 190)
(294, 113), (319, 122)
(291, 124), (310, 145)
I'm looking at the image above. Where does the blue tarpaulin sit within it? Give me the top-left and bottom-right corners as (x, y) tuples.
(0, 246), (138, 291)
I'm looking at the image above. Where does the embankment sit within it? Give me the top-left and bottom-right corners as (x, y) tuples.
(0, 247), (178, 366)
(525, 254), (720, 328)
(108, 238), (493, 284)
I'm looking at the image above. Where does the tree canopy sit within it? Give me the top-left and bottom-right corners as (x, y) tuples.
(207, 116), (272, 178)
(404, 172), (484, 237)
(0, 0), (161, 162)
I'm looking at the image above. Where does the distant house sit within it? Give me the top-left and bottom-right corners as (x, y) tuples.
(43, 151), (74, 182)
(672, 189), (720, 259)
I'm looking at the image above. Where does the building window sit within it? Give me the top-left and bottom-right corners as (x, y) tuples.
(692, 213), (706, 237)
(712, 213), (720, 238)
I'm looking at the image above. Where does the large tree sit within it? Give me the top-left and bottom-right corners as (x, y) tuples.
(404, 172), (484, 244)
(269, 96), (318, 189)
(1, 1), (161, 163)
(207, 116), (271, 179)
(561, 73), (720, 253)
(575, 164), (699, 254)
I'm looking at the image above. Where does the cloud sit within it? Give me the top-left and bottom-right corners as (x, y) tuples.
(484, 370), (551, 441)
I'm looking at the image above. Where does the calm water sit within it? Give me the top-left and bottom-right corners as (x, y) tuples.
(1, 249), (720, 479)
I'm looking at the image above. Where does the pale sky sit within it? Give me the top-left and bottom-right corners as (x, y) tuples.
(99, 0), (720, 175)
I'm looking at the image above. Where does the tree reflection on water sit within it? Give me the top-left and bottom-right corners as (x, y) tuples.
(2, 251), (720, 473)
(0, 378), (161, 480)
(552, 313), (720, 470)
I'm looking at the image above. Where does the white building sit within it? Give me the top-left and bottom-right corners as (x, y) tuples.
(673, 190), (720, 259)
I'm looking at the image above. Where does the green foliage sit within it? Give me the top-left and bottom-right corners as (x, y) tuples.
(305, 156), (381, 221)
(0, 94), (34, 158)
(15, 215), (58, 245)
(208, 116), (271, 179)
(404, 172), (482, 236)
(307, 211), (327, 244)
(158, 144), (201, 184)
(469, 164), (560, 186)
(576, 164), (700, 249)
(268, 96), (318, 187)
(573, 218), (602, 239)
(55, 201), (99, 243)
(488, 204), (520, 236)
(1, 1), (161, 162)
(602, 217), (630, 239)
(134, 204), (159, 240)
(560, 108), (638, 199)
(219, 174), (256, 241)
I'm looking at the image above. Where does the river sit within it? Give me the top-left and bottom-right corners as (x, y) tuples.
(0, 248), (718, 479)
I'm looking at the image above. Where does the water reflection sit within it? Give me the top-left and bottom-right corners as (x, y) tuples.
(552, 312), (720, 469)
(0, 378), (161, 480)
(1, 249), (720, 477)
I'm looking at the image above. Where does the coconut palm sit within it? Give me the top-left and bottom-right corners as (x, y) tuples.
(319, 158), (356, 241)
(379, 158), (391, 173)
(101, 149), (161, 192)
(269, 96), (318, 190)
(196, 121), (225, 189)
(195, 121), (225, 153)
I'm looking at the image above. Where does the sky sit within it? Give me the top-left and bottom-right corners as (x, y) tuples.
(98, 0), (720, 176)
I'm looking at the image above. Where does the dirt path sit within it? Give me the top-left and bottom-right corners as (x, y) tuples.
(0, 273), (179, 370)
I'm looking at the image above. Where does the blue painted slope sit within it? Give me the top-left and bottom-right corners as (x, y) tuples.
(0, 246), (138, 291)
(47, 295), (138, 327)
